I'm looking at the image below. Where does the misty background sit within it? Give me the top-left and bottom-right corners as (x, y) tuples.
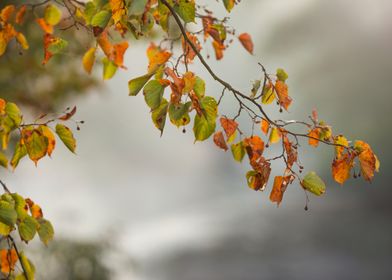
(1, 0), (391, 279)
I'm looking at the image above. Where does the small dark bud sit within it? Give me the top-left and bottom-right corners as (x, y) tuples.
(182, 128), (186, 134)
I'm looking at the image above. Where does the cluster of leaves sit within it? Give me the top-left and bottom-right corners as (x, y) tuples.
(0, 0), (380, 276)
(0, 189), (53, 279)
(0, 98), (78, 169)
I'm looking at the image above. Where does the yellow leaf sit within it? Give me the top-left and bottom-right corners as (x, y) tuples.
(40, 125), (56, 157)
(269, 127), (281, 144)
(16, 32), (29, 50)
(82, 47), (96, 74)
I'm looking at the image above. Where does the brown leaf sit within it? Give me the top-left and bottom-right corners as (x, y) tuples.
(269, 175), (292, 205)
(58, 106), (77, 121)
(213, 131), (228, 151)
(182, 32), (201, 63)
(244, 136), (264, 161)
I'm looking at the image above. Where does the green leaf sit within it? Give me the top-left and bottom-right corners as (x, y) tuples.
(10, 141), (27, 170)
(18, 252), (35, 280)
(168, 102), (191, 121)
(250, 80), (261, 98)
(0, 200), (17, 227)
(0, 221), (12, 236)
(18, 215), (39, 242)
(194, 76), (205, 99)
(261, 85), (275, 104)
(84, 2), (97, 24)
(276, 68), (288, 82)
(231, 141), (245, 162)
(301, 171), (326, 196)
(169, 102), (191, 127)
(102, 57), (118, 80)
(129, 0), (148, 15)
(151, 99), (168, 135)
(55, 124), (76, 153)
(11, 193), (28, 220)
(174, 0), (195, 23)
(23, 129), (48, 165)
(143, 80), (165, 110)
(37, 218), (54, 246)
(193, 96), (218, 141)
(44, 4), (62, 25)
(0, 151), (7, 168)
(223, 0), (235, 12)
(5, 102), (22, 126)
(91, 10), (111, 28)
(47, 38), (68, 54)
(128, 73), (153, 96)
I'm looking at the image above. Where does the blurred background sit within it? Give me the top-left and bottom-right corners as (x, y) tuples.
(1, 0), (392, 279)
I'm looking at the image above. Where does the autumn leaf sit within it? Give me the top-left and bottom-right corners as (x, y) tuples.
(220, 117), (238, 138)
(334, 135), (349, 159)
(223, 0), (235, 12)
(0, 5), (15, 23)
(18, 215), (39, 242)
(40, 125), (56, 157)
(193, 96), (218, 141)
(238, 33), (254, 54)
(275, 80), (292, 110)
(261, 82), (275, 104)
(182, 32), (201, 63)
(55, 124), (76, 153)
(308, 128), (320, 147)
(25, 198), (43, 219)
(82, 47), (96, 74)
(22, 128), (48, 165)
(283, 135), (298, 168)
(276, 68), (288, 82)
(332, 153), (354, 185)
(10, 140), (27, 170)
(44, 4), (62, 26)
(36, 18), (53, 34)
(110, 0), (127, 23)
(37, 218), (54, 245)
(213, 131), (228, 151)
(269, 127), (281, 144)
(15, 5), (26, 25)
(270, 175), (292, 206)
(128, 73), (154, 96)
(212, 40), (225, 60)
(246, 158), (271, 191)
(261, 119), (269, 135)
(147, 43), (171, 73)
(58, 106), (77, 121)
(244, 136), (264, 161)
(0, 249), (18, 274)
(113, 41), (129, 67)
(231, 141), (245, 162)
(354, 140), (378, 181)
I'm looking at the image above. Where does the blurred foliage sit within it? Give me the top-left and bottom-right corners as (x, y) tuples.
(0, 0), (99, 112)
(32, 239), (112, 280)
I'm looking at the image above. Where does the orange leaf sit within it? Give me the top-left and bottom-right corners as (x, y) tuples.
(97, 31), (113, 59)
(238, 33), (254, 54)
(283, 135), (297, 168)
(269, 175), (292, 205)
(147, 43), (171, 72)
(244, 136), (264, 161)
(0, 98), (5, 113)
(182, 32), (201, 63)
(0, 249), (18, 274)
(110, 0), (127, 24)
(42, 33), (54, 65)
(26, 198), (43, 219)
(36, 18), (53, 34)
(212, 40), (225, 60)
(261, 119), (269, 135)
(332, 153), (354, 185)
(40, 125), (56, 157)
(113, 41), (129, 67)
(213, 131), (228, 151)
(15, 5), (26, 25)
(1, 5), (15, 23)
(220, 117), (238, 138)
(247, 157), (271, 191)
(355, 140), (377, 181)
(275, 80), (292, 110)
(308, 128), (320, 147)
